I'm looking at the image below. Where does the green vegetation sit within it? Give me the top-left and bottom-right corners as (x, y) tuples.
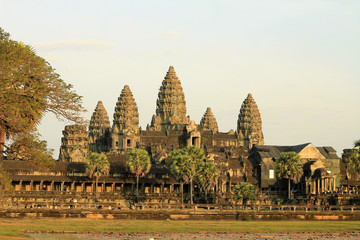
(85, 153), (110, 200)
(276, 152), (304, 200)
(233, 182), (256, 204)
(126, 149), (151, 198)
(167, 146), (206, 204)
(0, 27), (84, 199)
(344, 140), (360, 174)
(196, 161), (218, 202)
(0, 219), (359, 238)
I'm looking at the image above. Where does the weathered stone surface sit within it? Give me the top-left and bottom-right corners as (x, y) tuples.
(237, 93), (264, 148)
(200, 107), (218, 133)
(88, 101), (111, 153)
(111, 85), (139, 151)
(149, 66), (189, 131)
(59, 125), (89, 162)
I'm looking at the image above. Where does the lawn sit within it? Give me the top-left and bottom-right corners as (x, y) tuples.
(0, 219), (359, 239)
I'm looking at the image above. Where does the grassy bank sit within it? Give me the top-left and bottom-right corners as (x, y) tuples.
(1, 219), (360, 238)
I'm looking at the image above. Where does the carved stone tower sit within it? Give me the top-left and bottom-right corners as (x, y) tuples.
(200, 107), (219, 133)
(59, 125), (89, 162)
(237, 93), (264, 148)
(88, 101), (111, 153)
(149, 66), (189, 131)
(111, 85), (139, 152)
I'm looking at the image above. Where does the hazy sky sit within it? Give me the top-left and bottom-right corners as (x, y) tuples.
(1, 0), (359, 158)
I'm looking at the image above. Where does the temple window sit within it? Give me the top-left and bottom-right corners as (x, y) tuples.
(269, 169), (274, 179)
(127, 139), (131, 147)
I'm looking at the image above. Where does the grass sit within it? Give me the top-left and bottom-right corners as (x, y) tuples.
(0, 219), (359, 239)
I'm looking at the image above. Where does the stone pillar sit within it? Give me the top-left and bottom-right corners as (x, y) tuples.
(19, 181), (23, 191)
(61, 182), (64, 191)
(71, 181), (75, 192)
(30, 181), (33, 191)
(170, 184), (174, 193)
(161, 183), (165, 194)
(81, 182), (85, 192)
(51, 181), (54, 191)
(317, 179), (320, 195)
(40, 181), (44, 191)
(112, 183), (115, 192)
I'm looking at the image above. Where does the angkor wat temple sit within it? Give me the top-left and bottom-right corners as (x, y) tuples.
(3, 66), (360, 206)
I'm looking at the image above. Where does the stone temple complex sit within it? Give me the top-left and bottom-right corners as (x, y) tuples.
(3, 66), (359, 207)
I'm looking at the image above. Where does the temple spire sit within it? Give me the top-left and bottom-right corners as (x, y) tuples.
(200, 107), (218, 133)
(237, 93), (264, 148)
(149, 66), (189, 131)
(111, 85), (139, 151)
(88, 101), (111, 152)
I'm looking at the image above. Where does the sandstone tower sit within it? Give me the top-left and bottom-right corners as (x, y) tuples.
(59, 125), (89, 162)
(237, 93), (264, 148)
(200, 107), (219, 133)
(149, 66), (190, 131)
(88, 101), (111, 153)
(111, 85), (140, 152)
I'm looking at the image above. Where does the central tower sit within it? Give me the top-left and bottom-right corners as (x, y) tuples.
(148, 66), (189, 131)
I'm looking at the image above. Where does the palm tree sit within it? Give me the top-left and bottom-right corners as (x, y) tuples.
(126, 149), (151, 199)
(275, 152), (303, 200)
(344, 140), (360, 174)
(196, 161), (218, 202)
(167, 146), (205, 204)
(85, 153), (110, 201)
(233, 182), (256, 205)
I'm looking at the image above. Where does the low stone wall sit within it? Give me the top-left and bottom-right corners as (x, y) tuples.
(1, 209), (360, 221)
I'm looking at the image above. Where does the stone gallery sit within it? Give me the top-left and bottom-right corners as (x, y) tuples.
(4, 66), (358, 206)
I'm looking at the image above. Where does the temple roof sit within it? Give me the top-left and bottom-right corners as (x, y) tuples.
(237, 93), (264, 148)
(112, 85), (139, 133)
(200, 107), (219, 132)
(89, 100), (110, 137)
(150, 66), (188, 131)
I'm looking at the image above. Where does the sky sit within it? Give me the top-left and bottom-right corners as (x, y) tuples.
(1, 0), (359, 158)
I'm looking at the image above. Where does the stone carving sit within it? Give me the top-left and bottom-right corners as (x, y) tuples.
(88, 101), (111, 153)
(112, 85), (139, 134)
(200, 107), (219, 133)
(59, 125), (89, 162)
(149, 66), (189, 131)
(237, 93), (264, 148)
(111, 85), (139, 151)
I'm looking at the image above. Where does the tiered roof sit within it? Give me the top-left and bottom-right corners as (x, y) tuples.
(112, 85), (139, 134)
(150, 66), (188, 131)
(237, 93), (264, 148)
(200, 107), (219, 132)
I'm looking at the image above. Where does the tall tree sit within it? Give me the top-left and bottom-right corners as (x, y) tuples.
(167, 146), (205, 204)
(344, 140), (360, 174)
(196, 161), (218, 202)
(0, 27), (85, 156)
(275, 152), (303, 200)
(126, 149), (151, 199)
(85, 153), (110, 201)
(233, 182), (256, 205)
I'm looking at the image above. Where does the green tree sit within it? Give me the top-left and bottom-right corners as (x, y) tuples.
(275, 152), (303, 200)
(0, 27), (85, 157)
(233, 182), (256, 205)
(126, 149), (151, 199)
(344, 140), (360, 174)
(196, 161), (218, 202)
(167, 146), (205, 204)
(85, 153), (110, 200)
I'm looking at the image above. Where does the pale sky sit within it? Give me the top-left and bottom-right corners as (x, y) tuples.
(1, 0), (359, 158)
